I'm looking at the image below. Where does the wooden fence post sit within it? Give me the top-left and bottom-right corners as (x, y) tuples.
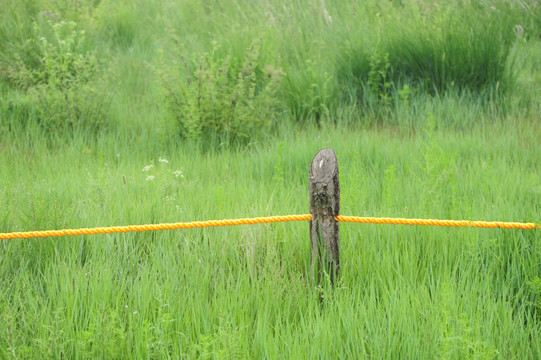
(309, 148), (340, 285)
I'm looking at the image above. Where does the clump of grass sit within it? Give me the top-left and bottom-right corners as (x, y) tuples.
(91, 0), (162, 52)
(337, 0), (520, 119)
(281, 59), (334, 126)
(385, 1), (516, 93)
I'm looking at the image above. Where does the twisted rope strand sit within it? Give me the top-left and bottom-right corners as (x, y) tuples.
(1, 214), (539, 240)
(0, 215), (312, 240)
(335, 216), (540, 230)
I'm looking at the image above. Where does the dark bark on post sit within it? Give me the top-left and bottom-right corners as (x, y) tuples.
(309, 148), (340, 285)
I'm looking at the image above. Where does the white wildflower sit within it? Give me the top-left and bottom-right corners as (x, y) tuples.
(133, 311), (138, 315)
(165, 195), (175, 203)
(158, 157), (169, 164)
(142, 164), (154, 172)
(173, 170), (184, 178)
(146, 175), (155, 181)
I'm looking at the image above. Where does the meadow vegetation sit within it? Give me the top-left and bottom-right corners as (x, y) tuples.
(1, 0), (541, 358)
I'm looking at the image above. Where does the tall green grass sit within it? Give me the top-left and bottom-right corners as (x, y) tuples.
(1, 123), (541, 358)
(1, 0), (541, 358)
(2, 0), (540, 138)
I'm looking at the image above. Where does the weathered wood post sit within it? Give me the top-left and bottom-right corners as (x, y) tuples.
(309, 148), (340, 285)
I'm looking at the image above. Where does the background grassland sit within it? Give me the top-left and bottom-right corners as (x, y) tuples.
(1, 0), (541, 358)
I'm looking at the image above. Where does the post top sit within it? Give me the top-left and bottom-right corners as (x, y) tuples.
(310, 148), (338, 183)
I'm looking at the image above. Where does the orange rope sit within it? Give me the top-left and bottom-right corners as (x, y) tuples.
(336, 216), (541, 230)
(0, 215), (311, 240)
(0, 214), (539, 240)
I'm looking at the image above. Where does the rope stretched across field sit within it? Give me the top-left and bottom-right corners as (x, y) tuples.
(0, 215), (539, 240)
(335, 216), (540, 230)
(0, 215), (311, 240)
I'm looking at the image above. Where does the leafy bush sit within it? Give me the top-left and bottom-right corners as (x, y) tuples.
(4, 19), (96, 90)
(159, 41), (282, 146)
(2, 18), (108, 134)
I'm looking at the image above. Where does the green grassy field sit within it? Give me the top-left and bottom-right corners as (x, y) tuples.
(1, 0), (541, 358)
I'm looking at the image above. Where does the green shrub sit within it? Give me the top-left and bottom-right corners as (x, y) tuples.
(367, 49), (392, 108)
(159, 41), (282, 146)
(5, 19), (96, 90)
(1, 18), (109, 134)
(0, 0), (42, 83)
